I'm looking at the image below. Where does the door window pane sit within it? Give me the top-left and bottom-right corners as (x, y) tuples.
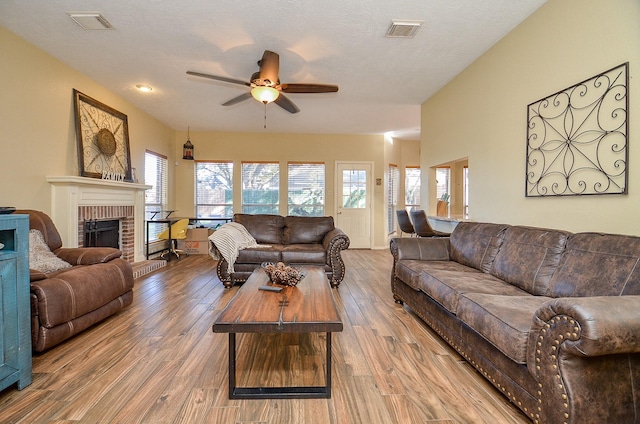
(342, 170), (366, 209)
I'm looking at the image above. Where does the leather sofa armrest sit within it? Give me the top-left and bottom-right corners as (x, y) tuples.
(389, 237), (450, 262)
(527, 296), (640, 424)
(322, 228), (350, 287)
(55, 247), (122, 265)
(529, 296), (640, 367)
(29, 269), (47, 282)
(322, 227), (350, 252)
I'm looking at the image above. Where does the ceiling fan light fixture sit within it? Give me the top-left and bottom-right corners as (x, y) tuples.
(251, 86), (279, 104)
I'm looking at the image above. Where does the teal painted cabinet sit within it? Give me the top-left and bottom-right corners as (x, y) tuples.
(0, 214), (32, 391)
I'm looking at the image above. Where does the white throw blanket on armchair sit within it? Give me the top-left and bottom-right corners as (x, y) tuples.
(208, 222), (269, 273)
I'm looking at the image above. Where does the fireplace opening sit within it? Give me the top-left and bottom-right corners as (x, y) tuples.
(84, 219), (120, 248)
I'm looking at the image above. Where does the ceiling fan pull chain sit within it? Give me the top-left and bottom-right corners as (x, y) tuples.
(264, 102), (268, 129)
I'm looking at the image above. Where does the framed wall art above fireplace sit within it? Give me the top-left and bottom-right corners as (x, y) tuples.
(526, 62), (628, 197)
(73, 89), (133, 182)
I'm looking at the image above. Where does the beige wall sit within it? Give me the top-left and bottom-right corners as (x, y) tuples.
(421, 0), (640, 235)
(0, 25), (409, 248)
(0, 26), (174, 215)
(172, 131), (397, 248)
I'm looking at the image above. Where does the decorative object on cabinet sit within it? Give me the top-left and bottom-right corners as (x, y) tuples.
(0, 214), (32, 391)
(73, 89), (132, 182)
(526, 62), (628, 197)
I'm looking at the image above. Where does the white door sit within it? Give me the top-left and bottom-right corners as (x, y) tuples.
(335, 162), (372, 249)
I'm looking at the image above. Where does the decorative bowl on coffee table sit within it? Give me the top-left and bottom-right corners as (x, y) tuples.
(261, 262), (305, 286)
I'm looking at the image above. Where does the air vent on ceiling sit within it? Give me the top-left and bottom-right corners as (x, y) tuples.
(67, 13), (114, 30)
(386, 20), (423, 38)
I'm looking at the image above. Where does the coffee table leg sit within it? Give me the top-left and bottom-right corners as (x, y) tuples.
(229, 333), (236, 397)
(226, 331), (334, 399)
(326, 332), (332, 398)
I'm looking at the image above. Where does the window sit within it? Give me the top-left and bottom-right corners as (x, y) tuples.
(405, 166), (421, 212)
(195, 161), (233, 219)
(387, 164), (399, 234)
(464, 166), (469, 218)
(287, 162), (325, 216)
(436, 167), (451, 201)
(242, 162), (279, 214)
(144, 150), (168, 242)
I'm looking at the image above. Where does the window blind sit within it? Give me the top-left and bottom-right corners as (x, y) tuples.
(242, 162), (279, 214)
(195, 161), (233, 218)
(287, 162), (325, 216)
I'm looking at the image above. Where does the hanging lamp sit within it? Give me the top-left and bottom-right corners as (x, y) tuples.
(183, 127), (194, 160)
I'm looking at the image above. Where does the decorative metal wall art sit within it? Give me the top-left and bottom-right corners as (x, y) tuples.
(74, 89), (132, 182)
(526, 63), (628, 197)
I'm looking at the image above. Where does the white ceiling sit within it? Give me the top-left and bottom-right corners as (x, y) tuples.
(0, 0), (546, 139)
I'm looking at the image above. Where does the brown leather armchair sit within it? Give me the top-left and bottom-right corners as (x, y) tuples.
(16, 210), (134, 352)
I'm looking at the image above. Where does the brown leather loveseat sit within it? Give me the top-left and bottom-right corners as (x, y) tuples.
(210, 213), (350, 288)
(17, 210), (134, 352)
(390, 221), (640, 424)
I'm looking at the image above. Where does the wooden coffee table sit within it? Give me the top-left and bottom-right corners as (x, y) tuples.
(213, 266), (343, 399)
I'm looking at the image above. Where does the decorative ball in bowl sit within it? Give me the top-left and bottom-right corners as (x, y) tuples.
(261, 262), (305, 286)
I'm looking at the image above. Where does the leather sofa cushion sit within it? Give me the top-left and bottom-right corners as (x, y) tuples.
(547, 232), (640, 297)
(236, 245), (283, 263)
(457, 294), (551, 364)
(284, 216), (334, 244)
(449, 222), (508, 272)
(490, 226), (571, 295)
(395, 260), (466, 292)
(417, 265), (528, 314)
(281, 244), (326, 263)
(233, 213), (284, 245)
(30, 258), (134, 328)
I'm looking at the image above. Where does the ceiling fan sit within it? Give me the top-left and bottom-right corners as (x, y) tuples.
(186, 50), (338, 114)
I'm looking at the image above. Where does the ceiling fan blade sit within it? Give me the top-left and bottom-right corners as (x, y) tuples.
(257, 50), (280, 85)
(274, 93), (300, 114)
(222, 92), (253, 106)
(280, 83), (339, 94)
(186, 71), (250, 87)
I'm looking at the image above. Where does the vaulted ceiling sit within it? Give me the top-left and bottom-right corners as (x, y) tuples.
(0, 0), (546, 139)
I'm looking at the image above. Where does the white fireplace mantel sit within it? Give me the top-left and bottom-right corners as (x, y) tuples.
(47, 176), (151, 262)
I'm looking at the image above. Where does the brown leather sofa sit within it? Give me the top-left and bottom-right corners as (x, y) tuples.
(390, 221), (640, 424)
(210, 213), (350, 288)
(17, 210), (134, 352)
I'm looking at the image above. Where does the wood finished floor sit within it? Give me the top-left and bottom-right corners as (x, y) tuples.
(0, 249), (529, 424)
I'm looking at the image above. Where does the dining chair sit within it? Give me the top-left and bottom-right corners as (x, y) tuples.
(396, 210), (415, 237)
(410, 210), (451, 237)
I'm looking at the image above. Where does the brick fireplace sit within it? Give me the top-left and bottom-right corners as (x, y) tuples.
(47, 176), (151, 263)
(78, 206), (135, 262)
